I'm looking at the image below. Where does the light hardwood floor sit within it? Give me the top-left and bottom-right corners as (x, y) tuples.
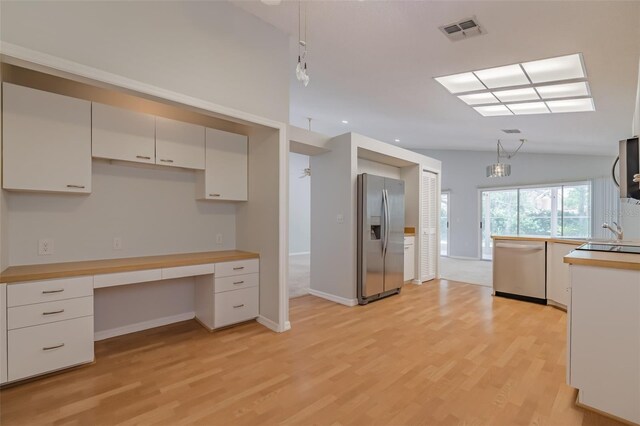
(0, 280), (623, 425)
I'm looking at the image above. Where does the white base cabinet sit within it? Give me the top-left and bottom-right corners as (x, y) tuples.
(195, 259), (259, 329)
(196, 128), (248, 201)
(0, 284), (7, 384)
(546, 242), (580, 308)
(2, 83), (92, 193)
(567, 265), (640, 424)
(404, 236), (415, 281)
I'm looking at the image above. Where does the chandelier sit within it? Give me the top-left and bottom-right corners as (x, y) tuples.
(295, 2), (310, 87)
(487, 139), (525, 178)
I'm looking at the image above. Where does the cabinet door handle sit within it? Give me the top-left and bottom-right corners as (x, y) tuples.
(66, 184), (85, 189)
(43, 343), (65, 351)
(209, 194), (221, 197)
(136, 155), (151, 160)
(233, 304), (245, 309)
(233, 267), (244, 271)
(42, 309), (65, 316)
(160, 159), (174, 163)
(233, 281), (244, 285)
(42, 289), (64, 294)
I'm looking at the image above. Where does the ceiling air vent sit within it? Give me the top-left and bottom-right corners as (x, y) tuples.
(439, 17), (485, 42)
(502, 129), (522, 134)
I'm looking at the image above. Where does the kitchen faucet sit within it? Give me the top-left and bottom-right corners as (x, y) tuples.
(602, 222), (624, 241)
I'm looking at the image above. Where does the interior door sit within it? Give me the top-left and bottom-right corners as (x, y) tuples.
(383, 178), (405, 291)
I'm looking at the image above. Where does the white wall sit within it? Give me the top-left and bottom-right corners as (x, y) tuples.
(289, 153), (310, 255)
(0, 1), (289, 123)
(414, 149), (617, 258)
(6, 161), (236, 265)
(357, 158), (401, 179)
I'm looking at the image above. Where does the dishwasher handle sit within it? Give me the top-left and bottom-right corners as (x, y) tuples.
(495, 242), (545, 250)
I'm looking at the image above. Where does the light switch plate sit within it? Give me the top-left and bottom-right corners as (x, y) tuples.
(38, 239), (54, 255)
(113, 237), (123, 250)
(216, 234), (223, 244)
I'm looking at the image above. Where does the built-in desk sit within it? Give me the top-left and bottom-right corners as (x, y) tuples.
(0, 250), (260, 385)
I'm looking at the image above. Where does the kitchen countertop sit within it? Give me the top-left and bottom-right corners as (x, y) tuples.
(492, 235), (587, 245)
(0, 250), (260, 284)
(564, 250), (640, 271)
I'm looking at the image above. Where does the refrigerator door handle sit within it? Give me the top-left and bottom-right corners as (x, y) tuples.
(383, 189), (390, 258)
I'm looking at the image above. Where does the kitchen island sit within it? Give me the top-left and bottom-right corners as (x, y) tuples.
(564, 248), (640, 425)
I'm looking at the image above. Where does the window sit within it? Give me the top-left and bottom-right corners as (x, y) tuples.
(481, 182), (591, 259)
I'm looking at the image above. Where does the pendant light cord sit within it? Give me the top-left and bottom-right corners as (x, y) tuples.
(497, 139), (525, 161)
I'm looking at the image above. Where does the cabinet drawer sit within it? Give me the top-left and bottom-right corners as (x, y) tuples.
(215, 286), (258, 328)
(8, 316), (94, 382)
(93, 269), (162, 289)
(162, 263), (215, 280)
(8, 296), (93, 330)
(7, 276), (93, 307)
(215, 273), (258, 294)
(215, 259), (259, 278)
(404, 236), (415, 245)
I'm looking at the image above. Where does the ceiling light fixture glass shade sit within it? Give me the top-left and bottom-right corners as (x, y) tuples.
(506, 101), (550, 115)
(535, 81), (590, 99)
(435, 72), (485, 94)
(493, 87), (539, 103)
(521, 53), (585, 84)
(458, 92), (499, 105)
(546, 98), (595, 113)
(474, 64), (529, 89)
(473, 105), (513, 116)
(487, 163), (511, 178)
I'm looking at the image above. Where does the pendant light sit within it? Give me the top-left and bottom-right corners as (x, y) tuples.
(486, 139), (525, 178)
(296, 2), (310, 87)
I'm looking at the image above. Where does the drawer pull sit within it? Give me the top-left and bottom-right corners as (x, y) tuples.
(209, 193), (221, 197)
(43, 343), (65, 351)
(42, 289), (64, 294)
(42, 309), (65, 316)
(233, 281), (244, 285)
(233, 267), (245, 271)
(136, 155), (151, 160)
(160, 159), (174, 163)
(66, 184), (85, 189)
(233, 304), (245, 309)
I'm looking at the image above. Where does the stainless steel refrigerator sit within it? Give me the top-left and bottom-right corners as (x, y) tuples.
(357, 173), (405, 305)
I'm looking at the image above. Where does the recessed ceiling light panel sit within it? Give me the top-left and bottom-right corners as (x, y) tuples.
(493, 88), (539, 103)
(474, 64), (529, 89)
(546, 98), (595, 113)
(473, 105), (513, 117)
(341, 120), (349, 124)
(435, 72), (485, 94)
(507, 102), (550, 115)
(521, 53), (585, 84)
(458, 92), (499, 105)
(535, 82), (590, 99)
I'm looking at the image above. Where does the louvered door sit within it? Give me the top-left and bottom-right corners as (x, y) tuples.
(421, 171), (438, 281)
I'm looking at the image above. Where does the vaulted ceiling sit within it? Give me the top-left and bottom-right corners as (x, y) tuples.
(235, 1), (640, 155)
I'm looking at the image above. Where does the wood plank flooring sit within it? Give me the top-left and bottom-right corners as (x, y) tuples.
(0, 280), (624, 425)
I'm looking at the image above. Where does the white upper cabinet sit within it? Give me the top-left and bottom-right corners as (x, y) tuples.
(2, 83), (92, 193)
(92, 103), (155, 164)
(196, 128), (248, 201)
(155, 117), (205, 170)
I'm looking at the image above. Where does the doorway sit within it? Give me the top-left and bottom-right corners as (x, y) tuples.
(288, 152), (311, 298)
(440, 192), (450, 256)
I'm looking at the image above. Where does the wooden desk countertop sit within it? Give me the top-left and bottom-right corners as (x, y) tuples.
(563, 250), (640, 272)
(0, 250), (260, 284)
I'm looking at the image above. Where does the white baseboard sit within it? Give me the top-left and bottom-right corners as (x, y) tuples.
(308, 288), (358, 307)
(447, 255), (483, 261)
(289, 251), (310, 256)
(257, 315), (279, 332)
(94, 312), (195, 341)
(411, 279), (423, 285)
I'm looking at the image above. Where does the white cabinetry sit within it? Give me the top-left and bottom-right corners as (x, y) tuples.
(155, 117), (205, 170)
(420, 171), (438, 281)
(567, 265), (640, 424)
(195, 259), (259, 329)
(2, 83), (92, 193)
(404, 236), (415, 282)
(92, 103), (156, 164)
(6, 277), (94, 382)
(0, 284), (7, 384)
(546, 242), (579, 308)
(196, 128), (248, 201)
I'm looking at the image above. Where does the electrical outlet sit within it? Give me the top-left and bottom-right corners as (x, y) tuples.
(113, 237), (123, 250)
(38, 239), (54, 256)
(336, 214), (344, 224)
(216, 234), (223, 245)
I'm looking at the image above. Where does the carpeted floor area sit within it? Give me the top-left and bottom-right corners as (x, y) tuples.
(439, 256), (493, 287)
(288, 253), (310, 298)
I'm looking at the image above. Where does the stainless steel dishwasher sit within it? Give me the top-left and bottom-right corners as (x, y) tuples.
(493, 240), (546, 304)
